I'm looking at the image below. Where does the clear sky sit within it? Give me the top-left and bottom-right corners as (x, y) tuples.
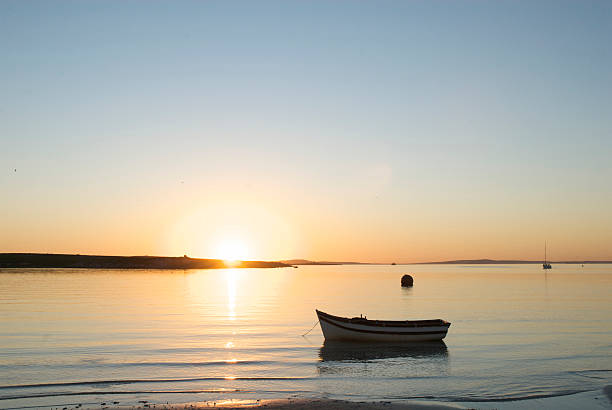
(1, 1), (611, 262)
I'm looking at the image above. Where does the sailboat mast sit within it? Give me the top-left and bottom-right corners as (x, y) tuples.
(543, 241), (552, 269)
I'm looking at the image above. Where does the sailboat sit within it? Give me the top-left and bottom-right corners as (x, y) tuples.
(543, 242), (552, 270)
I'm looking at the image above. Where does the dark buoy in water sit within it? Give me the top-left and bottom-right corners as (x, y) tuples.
(401, 274), (413, 287)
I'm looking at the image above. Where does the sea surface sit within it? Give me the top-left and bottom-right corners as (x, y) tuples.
(1, 264), (611, 408)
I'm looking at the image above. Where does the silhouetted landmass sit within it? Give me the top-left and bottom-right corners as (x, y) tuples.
(1, 254), (609, 269)
(416, 259), (612, 264)
(281, 259), (369, 265)
(0, 253), (290, 269)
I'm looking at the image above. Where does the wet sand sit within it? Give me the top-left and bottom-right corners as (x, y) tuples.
(109, 386), (612, 410)
(113, 399), (464, 409)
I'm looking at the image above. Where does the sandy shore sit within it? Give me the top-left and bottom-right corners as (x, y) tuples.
(108, 386), (612, 410)
(113, 399), (464, 409)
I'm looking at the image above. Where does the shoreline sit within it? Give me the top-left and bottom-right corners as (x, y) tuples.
(103, 387), (612, 410)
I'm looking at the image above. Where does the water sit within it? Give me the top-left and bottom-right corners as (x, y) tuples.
(1, 264), (611, 408)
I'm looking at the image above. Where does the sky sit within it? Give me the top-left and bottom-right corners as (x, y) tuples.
(1, 0), (611, 262)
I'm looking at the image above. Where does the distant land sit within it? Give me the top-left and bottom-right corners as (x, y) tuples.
(281, 259), (369, 265)
(285, 258), (612, 265)
(414, 259), (612, 264)
(0, 253), (290, 269)
(287, 258), (612, 265)
(1, 254), (610, 270)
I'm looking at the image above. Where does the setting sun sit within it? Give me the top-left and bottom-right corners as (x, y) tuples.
(215, 238), (250, 262)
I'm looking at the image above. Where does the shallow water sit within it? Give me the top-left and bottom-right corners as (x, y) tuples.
(0, 264), (611, 408)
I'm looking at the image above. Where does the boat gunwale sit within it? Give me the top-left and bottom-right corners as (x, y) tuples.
(316, 310), (451, 329)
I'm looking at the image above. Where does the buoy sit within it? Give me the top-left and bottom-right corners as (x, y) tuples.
(401, 274), (414, 287)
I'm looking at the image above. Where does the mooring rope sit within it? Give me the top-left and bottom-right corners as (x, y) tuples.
(302, 320), (320, 336)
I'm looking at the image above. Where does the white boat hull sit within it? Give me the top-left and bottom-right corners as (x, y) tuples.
(317, 310), (450, 342)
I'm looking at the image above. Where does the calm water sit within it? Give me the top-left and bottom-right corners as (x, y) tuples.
(1, 264), (611, 408)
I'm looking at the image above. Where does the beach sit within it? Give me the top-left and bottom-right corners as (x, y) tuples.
(106, 386), (612, 409)
(111, 398), (464, 409)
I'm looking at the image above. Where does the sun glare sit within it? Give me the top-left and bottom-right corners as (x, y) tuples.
(215, 238), (250, 262)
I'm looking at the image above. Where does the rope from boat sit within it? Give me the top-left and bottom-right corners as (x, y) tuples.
(302, 320), (320, 336)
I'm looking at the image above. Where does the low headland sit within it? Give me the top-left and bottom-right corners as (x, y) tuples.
(0, 253), (290, 269)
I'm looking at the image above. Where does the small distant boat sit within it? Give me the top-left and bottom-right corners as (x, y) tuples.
(543, 241), (552, 270)
(316, 310), (450, 342)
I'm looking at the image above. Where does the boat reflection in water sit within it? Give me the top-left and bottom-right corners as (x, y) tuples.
(319, 340), (448, 362)
(317, 341), (449, 377)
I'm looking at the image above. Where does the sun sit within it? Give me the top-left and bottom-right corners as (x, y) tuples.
(215, 238), (250, 262)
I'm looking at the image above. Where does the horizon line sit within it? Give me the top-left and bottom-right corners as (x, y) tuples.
(2, 252), (612, 265)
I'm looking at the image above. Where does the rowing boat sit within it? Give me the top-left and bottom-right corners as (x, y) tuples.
(316, 309), (450, 342)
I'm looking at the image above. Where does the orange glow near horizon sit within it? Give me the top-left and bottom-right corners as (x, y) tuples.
(3, 195), (612, 263)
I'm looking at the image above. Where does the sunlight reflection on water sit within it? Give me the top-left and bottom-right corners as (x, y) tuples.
(226, 270), (239, 321)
